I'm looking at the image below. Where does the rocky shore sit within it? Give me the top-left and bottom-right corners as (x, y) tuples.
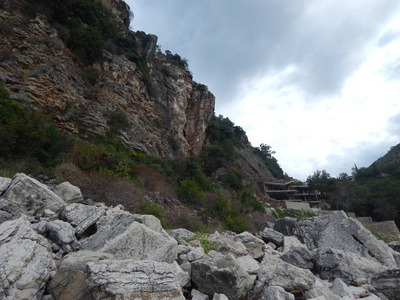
(1, 173), (400, 299)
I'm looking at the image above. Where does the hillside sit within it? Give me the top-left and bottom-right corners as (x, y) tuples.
(0, 0), (288, 231)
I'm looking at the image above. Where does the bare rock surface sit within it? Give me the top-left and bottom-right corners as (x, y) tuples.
(0, 217), (55, 300)
(261, 286), (295, 300)
(0, 176), (11, 194)
(53, 182), (84, 204)
(296, 211), (397, 268)
(371, 268), (400, 300)
(191, 257), (254, 300)
(86, 259), (185, 300)
(46, 220), (81, 253)
(234, 231), (266, 260)
(260, 227), (285, 247)
(81, 209), (178, 262)
(61, 203), (106, 238)
(0, 173), (66, 217)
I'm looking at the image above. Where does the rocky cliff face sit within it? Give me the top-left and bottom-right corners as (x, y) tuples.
(0, 0), (215, 159)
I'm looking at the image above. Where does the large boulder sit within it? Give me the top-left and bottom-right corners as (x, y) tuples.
(81, 209), (178, 262)
(280, 246), (315, 270)
(49, 250), (114, 300)
(273, 217), (297, 236)
(191, 257), (254, 299)
(255, 260), (316, 293)
(53, 182), (84, 203)
(296, 211), (397, 267)
(371, 268), (400, 300)
(313, 247), (385, 282)
(46, 220), (81, 253)
(260, 228), (285, 247)
(86, 259), (185, 300)
(261, 286), (295, 300)
(0, 217), (56, 300)
(0, 176), (11, 194)
(234, 231), (266, 261)
(61, 203), (106, 238)
(0, 173), (65, 217)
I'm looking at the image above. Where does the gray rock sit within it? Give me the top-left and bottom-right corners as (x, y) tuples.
(61, 203), (105, 238)
(282, 236), (305, 253)
(280, 246), (315, 270)
(168, 228), (197, 240)
(331, 278), (355, 299)
(260, 228), (285, 247)
(296, 211), (397, 268)
(0, 173), (66, 217)
(255, 260), (316, 293)
(81, 210), (178, 262)
(47, 220), (81, 253)
(86, 259), (185, 300)
(0, 209), (12, 224)
(371, 268), (400, 300)
(347, 285), (369, 299)
(0, 217), (55, 300)
(306, 286), (340, 300)
(191, 257), (254, 299)
(212, 294), (229, 300)
(133, 214), (165, 234)
(0, 176), (11, 194)
(261, 286), (295, 300)
(50, 250), (115, 300)
(215, 235), (248, 257)
(273, 217), (297, 236)
(313, 247), (385, 282)
(234, 231), (266, 260)
(172, 261), (190, 288)
(388, 241), (400, 253)
(53, 182), (84, 203)
(192, 289), (210, 300)
(236, 254), (260, 274)
(187, 247), (206, 262)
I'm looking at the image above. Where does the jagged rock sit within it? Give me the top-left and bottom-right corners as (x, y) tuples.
(306, 286), (339, 300)
(234, 231), (266, 260)
(261, 286), (294, 300)
(168, 228), (197, 240)
(46, 220), (81, 253)
(260, 228), (285, 247)
(212, 294), (229, 300)
(0, 217), (56, 300)
(49, 250), (114, 300)
(296, 211), (397, 268)
(280, 246), (315, 269)
(236, 254), (260, 274)
(172, 261), (190, 288)
(215, 235), (248, 257)
(255, 260), (316, 293)
(313, 247), (385, 282)
(53, 182), (84, 203)
(191, 289), (210, 300)
(347, 285), (370, 298)
(81, 210), (178, 262)
(331, 278), (355, 299)
(388, 241), (400, 253)
(0, 176), (11, 194)
(0, 210), (12, 224)
(274, 217), (297, 236)
(0, 173), (66, 217)
(191, 257), (254, 299)
(187, 247), (205, 262)
(132, 214), (166, 235)
(371, 268), (400, 300)
(61, 203), (106, 238)
(282, 236), (305, 253)
(86, 259), (185, 300)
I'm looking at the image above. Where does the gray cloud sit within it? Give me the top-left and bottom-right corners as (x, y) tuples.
(130, 0), (400, 108)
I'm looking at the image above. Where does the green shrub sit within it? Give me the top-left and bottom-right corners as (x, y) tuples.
(139, 202), (164, 219)
(221, 169), (243, 190)
(197, 233), (217, 254)
(177, 179), (205, 205)
(239, 188), (265, 213)
(224, 213), (250, 233)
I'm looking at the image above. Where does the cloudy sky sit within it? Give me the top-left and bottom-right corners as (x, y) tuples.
(126, 0), (400, 181)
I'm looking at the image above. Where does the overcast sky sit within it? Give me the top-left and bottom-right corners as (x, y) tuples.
(126, 0), (400, 181)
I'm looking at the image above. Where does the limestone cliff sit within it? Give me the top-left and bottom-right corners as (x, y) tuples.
(0, 0), (215, 159)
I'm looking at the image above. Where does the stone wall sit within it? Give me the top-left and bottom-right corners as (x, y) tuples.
(357, 218), (400, 241)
